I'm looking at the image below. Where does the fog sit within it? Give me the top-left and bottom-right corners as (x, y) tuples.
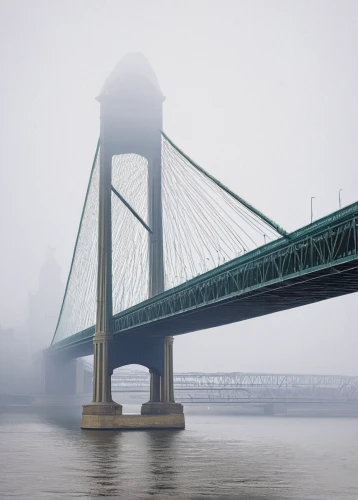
(1, 0), (358, 377)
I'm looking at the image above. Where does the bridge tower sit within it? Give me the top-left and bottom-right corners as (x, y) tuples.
(81, 53), (184, 428)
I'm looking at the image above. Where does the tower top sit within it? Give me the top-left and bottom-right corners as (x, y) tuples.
(98, 52), (163, 101)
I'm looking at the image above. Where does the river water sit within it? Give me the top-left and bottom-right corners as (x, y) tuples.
(0, 408), (357, 499)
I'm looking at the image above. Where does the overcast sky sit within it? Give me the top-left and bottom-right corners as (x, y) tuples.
(1, 0), (357, 375)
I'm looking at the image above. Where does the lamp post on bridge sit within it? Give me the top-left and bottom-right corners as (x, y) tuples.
(311, 197), (315, 224)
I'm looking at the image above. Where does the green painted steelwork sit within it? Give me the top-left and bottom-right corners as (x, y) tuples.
(49, 326), (95, 353)
(48, 201), (358, 354)
(110, 203), (358, 333)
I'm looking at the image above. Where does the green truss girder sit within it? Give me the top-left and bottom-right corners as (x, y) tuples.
(111, 203), (358, 334)
(48, 201), (358, 353)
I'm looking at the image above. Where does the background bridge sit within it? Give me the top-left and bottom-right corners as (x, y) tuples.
(110, 370), (358, 405)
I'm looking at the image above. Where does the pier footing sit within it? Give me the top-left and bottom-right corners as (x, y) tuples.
(81, 402), (184, 429)
(81, 412), (185, 430)
(141, 402), (184, 415)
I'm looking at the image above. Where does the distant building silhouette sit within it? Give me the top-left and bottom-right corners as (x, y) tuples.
(0, 249), (64, 394)
(0, 326), (17, 393)
(27, 247), (63, 353)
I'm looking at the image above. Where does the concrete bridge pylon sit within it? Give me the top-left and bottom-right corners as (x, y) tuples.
(81, 53), (184, 429)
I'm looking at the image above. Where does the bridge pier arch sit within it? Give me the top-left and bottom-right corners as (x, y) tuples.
(99, 334), (183, 416)
(82, 329), (184, 426)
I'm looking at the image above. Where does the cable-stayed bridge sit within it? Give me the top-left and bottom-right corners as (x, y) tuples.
(44, 53), (358, 429)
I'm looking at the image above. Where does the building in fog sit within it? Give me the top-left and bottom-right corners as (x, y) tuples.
(0, 324), (33, 393)
(0, 249), (64, 395)
(27, 247), (63, 354)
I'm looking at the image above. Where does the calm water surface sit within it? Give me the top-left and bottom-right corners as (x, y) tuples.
(0, 408), (357, 499)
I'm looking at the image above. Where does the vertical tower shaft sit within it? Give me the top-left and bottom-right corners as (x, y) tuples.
(147, 132), (176, 406)
(148, 148), (165, 298)
(92, 104), (115, 404)
(147, 140), (167, 403)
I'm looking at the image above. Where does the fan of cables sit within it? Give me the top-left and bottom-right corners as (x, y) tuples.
(53, 134), (283, 343)
(161, 133), (281, 289)
(53, 143), (100, 343)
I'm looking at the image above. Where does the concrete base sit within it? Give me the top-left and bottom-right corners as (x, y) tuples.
(81, 401), (185, 429)
(81, 402), (123, 428)
(82, 402), (123, 415)
(141, 402), (184, 415)
(81, 413), (185, 429)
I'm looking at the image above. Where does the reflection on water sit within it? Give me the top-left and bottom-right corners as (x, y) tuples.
(0, 408), (357, 499)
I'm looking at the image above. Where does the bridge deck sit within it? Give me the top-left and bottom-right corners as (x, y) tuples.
(49, 202), (358, 357)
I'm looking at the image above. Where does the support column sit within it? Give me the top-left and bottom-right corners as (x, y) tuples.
(141, 134), (183, 416)
(149, 370), (161, 402)
(92, 334), (113, 403)
(163, 336), (174, 403)
(91, 117), (114, 405)
(147, 148), (166, 402)
(142, 335), (182, 415)
(81, 96), (122, 428)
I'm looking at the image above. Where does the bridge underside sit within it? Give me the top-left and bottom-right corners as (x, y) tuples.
(48, 258), (358, 362)
(115, 258), (358, 337)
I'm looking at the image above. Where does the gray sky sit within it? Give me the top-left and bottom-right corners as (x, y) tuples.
(1, 0), (358, 375)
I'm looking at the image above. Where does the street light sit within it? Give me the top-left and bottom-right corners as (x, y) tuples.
(339, 189), (343, 209)
(311, 197), (315, 223)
